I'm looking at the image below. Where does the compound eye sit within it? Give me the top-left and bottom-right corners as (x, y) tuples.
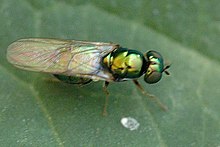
(146, 51), (162, 60)
(144, 71), (162, 84)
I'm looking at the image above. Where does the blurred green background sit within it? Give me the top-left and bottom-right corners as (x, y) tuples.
(0, 0), (219, 146)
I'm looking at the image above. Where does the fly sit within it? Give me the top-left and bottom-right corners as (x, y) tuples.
(7, 38), (170, 114)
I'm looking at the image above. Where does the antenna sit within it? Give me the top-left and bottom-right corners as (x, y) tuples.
(162, 65), (171, 75)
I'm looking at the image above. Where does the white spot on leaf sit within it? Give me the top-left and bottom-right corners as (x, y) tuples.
(121, 117), (140, 131)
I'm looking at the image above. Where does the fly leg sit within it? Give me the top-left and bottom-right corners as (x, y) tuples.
(102, 81), (110, 116)
(133, 80), (168, 111)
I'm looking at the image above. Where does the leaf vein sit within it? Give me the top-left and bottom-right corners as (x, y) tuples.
(0, 64), (64, 147)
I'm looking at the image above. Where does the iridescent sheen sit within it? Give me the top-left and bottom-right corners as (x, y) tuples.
(7, 38), (169, 84)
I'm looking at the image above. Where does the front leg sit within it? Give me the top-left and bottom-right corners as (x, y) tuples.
(133, 80), (168, 111)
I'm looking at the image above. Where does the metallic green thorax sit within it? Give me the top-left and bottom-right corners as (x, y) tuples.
(102, 48), (147, 81)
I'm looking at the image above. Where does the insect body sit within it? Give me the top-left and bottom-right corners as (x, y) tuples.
(7, 38), (170, 112)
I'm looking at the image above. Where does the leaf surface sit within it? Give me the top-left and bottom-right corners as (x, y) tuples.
(0, 0), (219, 146)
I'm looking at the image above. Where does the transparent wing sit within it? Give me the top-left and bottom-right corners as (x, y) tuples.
(7, 38), (118, 81)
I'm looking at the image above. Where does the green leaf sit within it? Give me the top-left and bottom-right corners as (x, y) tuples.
(1, 0), (219, 146)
